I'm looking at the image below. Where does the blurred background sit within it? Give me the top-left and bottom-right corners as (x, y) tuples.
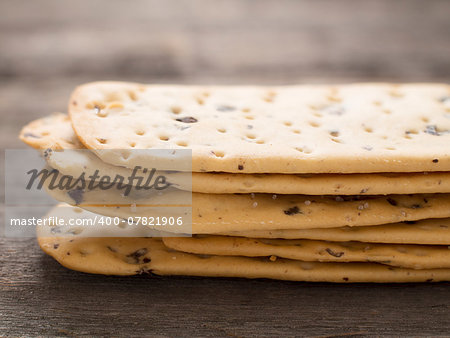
(0, 0), (449, 148)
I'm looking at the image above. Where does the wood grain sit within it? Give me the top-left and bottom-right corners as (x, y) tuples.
(1, 0), (449, 336)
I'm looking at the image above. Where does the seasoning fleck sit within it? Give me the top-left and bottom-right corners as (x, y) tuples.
(284, 206), (301, 215)
(176, 116), (198, 123)
(23, 132), (40, 138)
(67, 188), (84, 205)
(386, 197), (398, 206)
(325, 248), (344, 257)
(217, 105), (236, 112)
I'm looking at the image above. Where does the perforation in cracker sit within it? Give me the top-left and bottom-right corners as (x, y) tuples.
(69, 82), (450, 173)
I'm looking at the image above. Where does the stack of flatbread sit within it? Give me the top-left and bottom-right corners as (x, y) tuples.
(20, 82), (450, 282)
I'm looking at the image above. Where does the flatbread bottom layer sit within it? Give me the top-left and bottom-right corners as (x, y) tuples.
(38, 236), (450, 282)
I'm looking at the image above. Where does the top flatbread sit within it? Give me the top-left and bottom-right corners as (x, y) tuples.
(20, 114), (450, 195)
(69, 82), (450, 173)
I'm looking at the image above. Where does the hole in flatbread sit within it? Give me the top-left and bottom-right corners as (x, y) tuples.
(129, 142), (136, 148)
(242, 108), (251, 113)
(327, 95), (342, 103)
(41, 131), (50, 136)
(128, 91), (138, 101)
(263, 91), (277, 103)
(211, 151), (224, 158)
(171, 106), (182, 115)
(292, 129), (301, 134)
(313, 112), (323, 118)
(329, 130), (339, 137)
(159, 135), (170, 141)
(108, 102), (124, 110)
(217, 128), (226, 133)
(331, 138), (342, 144)
(256, 140), (265, 144)
(388, 89), (404, 98)
(309, 121), (320, 128)
(96, 138), (107, 144)
(86, 101), (106, 110)
(385, 146), (396, 151)
(196, 97), (204, 105)
(406, 129), (418, 135)
(421, 117), (430, 123)
(246, 134), (256, 140)
(136, 130), (145, 136)
(245, 116), (254, 120)
(177, 141), (188, 147)
(284, 121), (292, 127)
(364, 127), (373, 133)
(295, 147), (312, 154)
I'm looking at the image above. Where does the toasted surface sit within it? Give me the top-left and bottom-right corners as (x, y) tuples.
(38, 234), (450, 282)
(163, 235), (450, 269)
(69, 82), (450, 173)
(21, 114), (450, 194)
(222, 218), (450, 245)
(42, 172), (450, 233)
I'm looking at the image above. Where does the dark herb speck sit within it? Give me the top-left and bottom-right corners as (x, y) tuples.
(68, 188), (84, 205)
(127, 248), (149, 263)
(325, 248), (344, 257)
(176, 116), (198, 123)
(217, 105), (236, 112)
(386, 197), (398, 206)
(24, 132), (40, 139)
(284, 206), (301, 215)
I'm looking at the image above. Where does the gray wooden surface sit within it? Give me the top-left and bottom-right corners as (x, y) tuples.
(1, 0), (450, 336)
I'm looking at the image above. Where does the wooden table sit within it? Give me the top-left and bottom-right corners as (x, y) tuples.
(1, 0), (449, 336)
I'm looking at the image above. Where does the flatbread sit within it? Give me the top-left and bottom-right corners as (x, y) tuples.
(42, 204), (450, 245)
(42, 171), (450, 233)
(221, 218), (450, 245)
(21, 114), (450, 195)
(162, 236), (450, 269)
(69, 82), (450, 173)
(38, 235), (450, 282)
